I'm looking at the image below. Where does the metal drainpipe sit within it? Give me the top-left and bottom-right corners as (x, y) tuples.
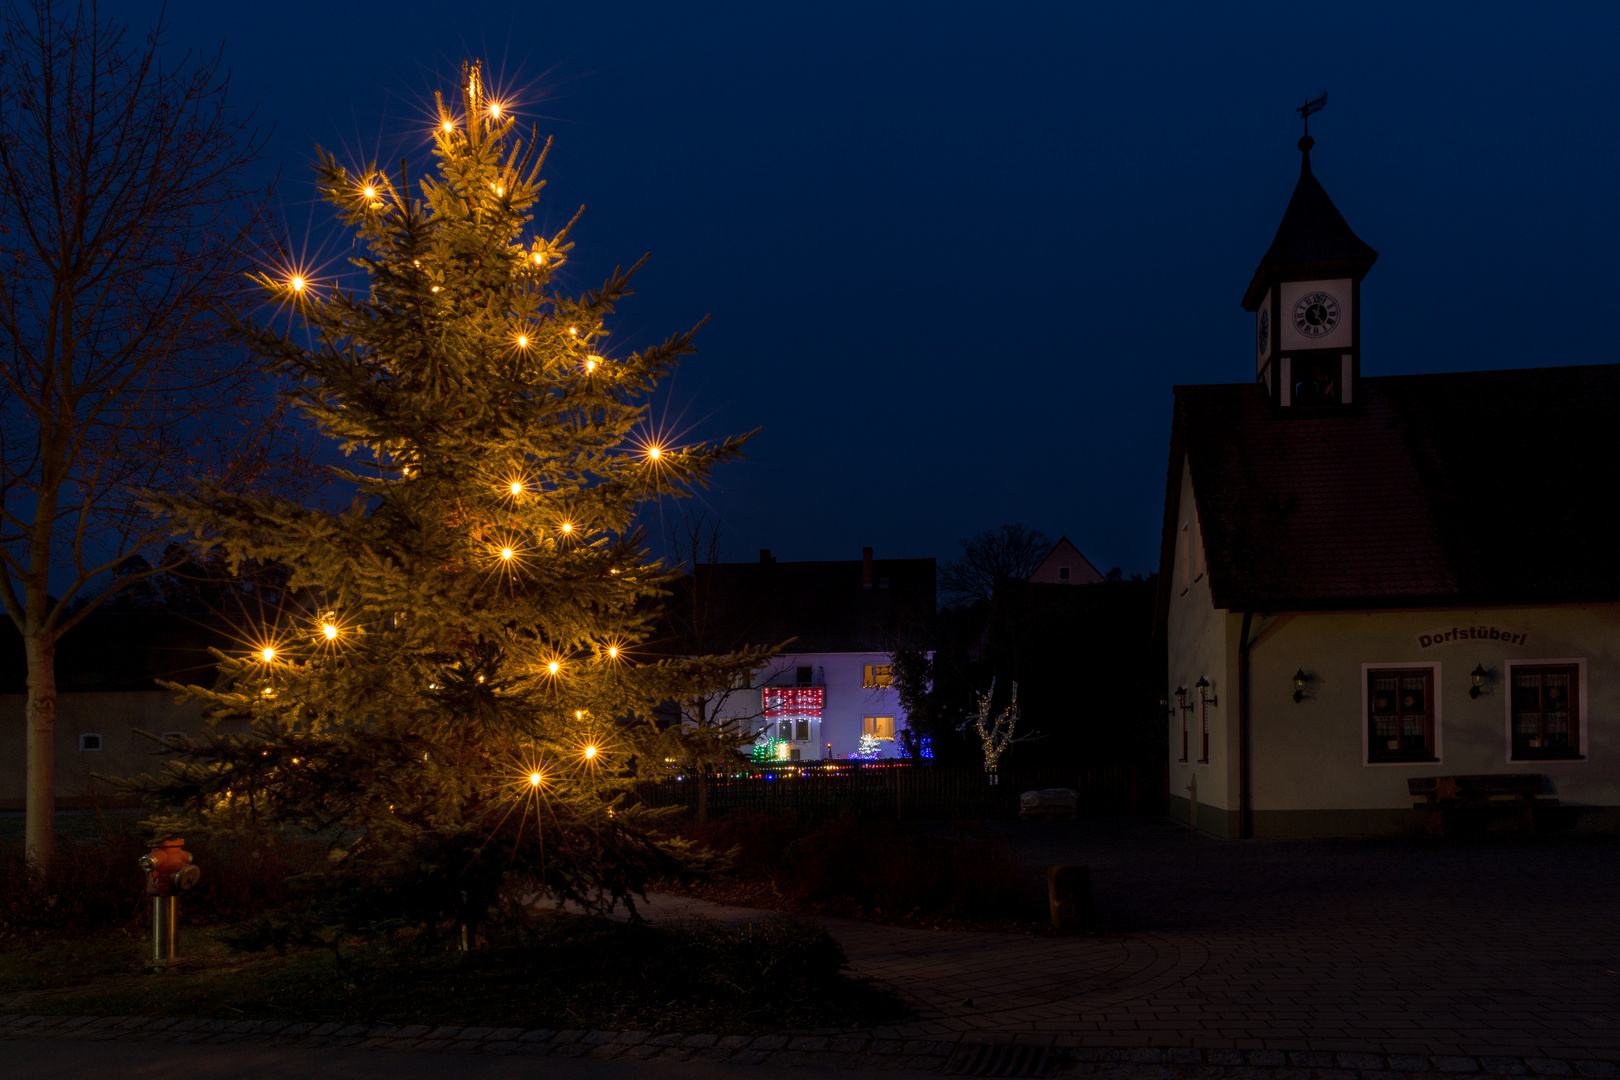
(1237, 610), (1254, 839)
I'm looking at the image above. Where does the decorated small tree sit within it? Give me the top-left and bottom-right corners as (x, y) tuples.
(140, 61), (757, 944)
(959, 679), (1035, 785)
(850, 733), (883, 761)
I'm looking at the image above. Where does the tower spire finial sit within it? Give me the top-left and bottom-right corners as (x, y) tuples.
(1296, 91), (1327, 154)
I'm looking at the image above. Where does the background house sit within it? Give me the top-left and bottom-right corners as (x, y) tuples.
(1027, 537), (1105, 585)
(0, 607), (233, 809)
(665, 547), (935, 760)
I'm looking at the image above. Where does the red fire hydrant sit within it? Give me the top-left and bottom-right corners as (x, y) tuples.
(138, 838), (201, 969)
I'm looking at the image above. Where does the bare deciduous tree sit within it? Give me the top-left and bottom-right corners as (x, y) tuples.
(938, 523), (1052, 607)
(0, 1), (285, 869)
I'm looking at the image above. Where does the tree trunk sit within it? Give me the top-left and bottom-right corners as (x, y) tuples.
(24, 628), (57, 871)
(696, 763), (710, 825)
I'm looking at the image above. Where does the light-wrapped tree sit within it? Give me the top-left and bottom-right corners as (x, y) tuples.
(141, 61), (763, 944)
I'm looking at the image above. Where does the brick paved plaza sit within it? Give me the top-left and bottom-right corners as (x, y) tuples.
(5, 817), (1618, 1077)
(641, 817), (1620, 1059)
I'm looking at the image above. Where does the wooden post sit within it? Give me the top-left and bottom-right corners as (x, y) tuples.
(1047, 865), (1095, 931)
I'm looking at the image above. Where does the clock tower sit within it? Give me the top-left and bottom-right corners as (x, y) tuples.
(1243, 131), (1378, 410)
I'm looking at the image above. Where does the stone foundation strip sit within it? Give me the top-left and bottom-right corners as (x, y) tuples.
(0, 1014), (1616, 1077)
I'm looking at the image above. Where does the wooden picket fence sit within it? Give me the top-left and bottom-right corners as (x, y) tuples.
(635, 760), (1162, 822)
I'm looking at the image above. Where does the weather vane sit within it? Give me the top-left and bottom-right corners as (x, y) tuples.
(1297, 92), (1327, 150)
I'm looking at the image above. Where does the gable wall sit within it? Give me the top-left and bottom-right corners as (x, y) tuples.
(1165, 456), (1236, 833)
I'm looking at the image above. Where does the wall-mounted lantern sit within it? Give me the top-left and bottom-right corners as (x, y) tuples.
(1195, 676), (1217, 708)
(1469, 663), (1490, 699)
(1175, 685), (1191, 714)
(1292, 668), (1308, 703)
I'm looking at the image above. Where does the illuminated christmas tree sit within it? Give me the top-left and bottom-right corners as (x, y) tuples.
(141, 61), (757, 942)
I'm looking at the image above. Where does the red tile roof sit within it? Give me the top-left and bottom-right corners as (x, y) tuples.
(1159, 363), (1620, 611)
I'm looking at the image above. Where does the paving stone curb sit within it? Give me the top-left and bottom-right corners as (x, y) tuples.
(0, 1014), (1615, 1076)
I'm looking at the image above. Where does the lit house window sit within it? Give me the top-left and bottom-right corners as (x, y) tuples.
(1367, 668), (1437, 763)
(79, 733), (102, 751)
(862, 664), (894, 688)
(863, 716), (895, 741)
(1512, 665), (1582, 760)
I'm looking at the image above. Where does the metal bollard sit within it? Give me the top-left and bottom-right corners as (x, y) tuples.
(139, 838), (201, 969)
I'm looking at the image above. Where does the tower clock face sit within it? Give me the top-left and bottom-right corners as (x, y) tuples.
(1257, 308), (1270, 357)
(1292, 292), (1341, 338)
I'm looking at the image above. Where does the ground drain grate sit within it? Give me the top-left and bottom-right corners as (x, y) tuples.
(942, 1043), (1063, 1078)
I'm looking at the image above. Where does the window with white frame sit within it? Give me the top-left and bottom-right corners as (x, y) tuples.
(1366, 666), (1438, 763)
(1510, 662), (1583, 760)
(779, 718), (811, 742)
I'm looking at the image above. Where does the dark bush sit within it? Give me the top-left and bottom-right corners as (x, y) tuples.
(781, 820), (1042, 922)
(0, 834), (148, 933)
(670, 812), (1044, 924)
(673, 810), (800, 875)
(0, 830), (327, 937)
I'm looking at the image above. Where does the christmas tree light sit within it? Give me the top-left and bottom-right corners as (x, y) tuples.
(142, 56), (759, 948)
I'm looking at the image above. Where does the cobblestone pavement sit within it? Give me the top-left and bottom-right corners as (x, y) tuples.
(4, 1015), (1620, 1079)
(5, 819), (1617, 1074)
(9, 1016), (1620, 1075)
(637, 818), (1620, 1059)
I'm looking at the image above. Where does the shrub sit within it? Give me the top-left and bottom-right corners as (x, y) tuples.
(671, 812), (1045, 924)
(782, 820), (1042, 922)
(672, 810), (800, 876)
(0, 830), (327, 938)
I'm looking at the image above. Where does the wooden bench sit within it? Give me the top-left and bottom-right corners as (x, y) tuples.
(1408, 774), (1556, 834)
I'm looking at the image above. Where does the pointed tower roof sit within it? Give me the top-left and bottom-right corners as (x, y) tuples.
(1241, 137), (1378, 310)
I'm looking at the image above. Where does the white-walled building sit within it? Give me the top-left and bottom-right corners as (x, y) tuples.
(692, 547), (935, 761)
(1159, 131), (1620, 837)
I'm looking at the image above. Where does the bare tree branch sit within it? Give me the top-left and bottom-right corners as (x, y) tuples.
(938, 523), (1052, 607)
(0, 0), (297, 868)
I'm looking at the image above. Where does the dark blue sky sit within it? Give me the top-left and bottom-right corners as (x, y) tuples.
(145, 2), (1620, 573)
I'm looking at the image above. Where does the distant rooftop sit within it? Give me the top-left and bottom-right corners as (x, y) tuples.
(662, 548), (935, 655)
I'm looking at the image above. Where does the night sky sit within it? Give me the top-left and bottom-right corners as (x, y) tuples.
(139, 2), (1620, 575)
